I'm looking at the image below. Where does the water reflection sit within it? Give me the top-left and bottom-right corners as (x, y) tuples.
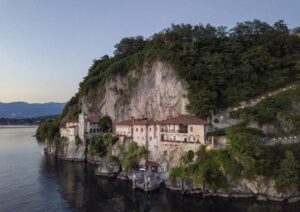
(1, 127), (299, 211)
(39, 156), (300, 212)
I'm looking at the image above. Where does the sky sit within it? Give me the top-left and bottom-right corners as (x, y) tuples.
(0, 0), (299, 103)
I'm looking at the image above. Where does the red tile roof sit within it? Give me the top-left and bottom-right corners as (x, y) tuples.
(116, 118), (156, 126)
(116, 119), (134, 125)
(132, 119), (156, 125)
(158, 115), (209, 125)
(116, 115), (209, 126)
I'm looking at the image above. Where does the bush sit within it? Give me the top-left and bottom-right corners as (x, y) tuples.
(36, 117), (60, 142)
(75, 135), (82, 146)
(121, 142), (148, 172)
(98, 116), (112, 132)
(89, 135), (119, 157)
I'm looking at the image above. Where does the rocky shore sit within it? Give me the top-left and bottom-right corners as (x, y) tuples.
(164, 178), (300, 203)
(44, 140), (300, 203)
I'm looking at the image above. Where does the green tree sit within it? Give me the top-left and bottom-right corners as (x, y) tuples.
(114, 36), (145, 57)
(275, 150), (299, 192)
(226, 128), (265, 179)
(89, 135), (119, 157)
(181, 150), (195, 164)
(98, 116), (112, 132)
(121, 142), (148, 172)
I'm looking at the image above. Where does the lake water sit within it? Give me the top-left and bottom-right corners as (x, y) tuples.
(0, 126), (300, 212)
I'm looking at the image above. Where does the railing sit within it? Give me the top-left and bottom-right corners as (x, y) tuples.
(161, 139), (200, 144)
(160, 129), (187, 133)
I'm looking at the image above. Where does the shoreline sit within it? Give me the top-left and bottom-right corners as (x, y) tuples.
(0, 125), (38, 128)
(45, 150), (300, 204)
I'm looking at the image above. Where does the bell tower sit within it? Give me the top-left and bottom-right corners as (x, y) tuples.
(79, 112), (87, 141)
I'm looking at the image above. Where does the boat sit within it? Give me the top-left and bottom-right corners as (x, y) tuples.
(132, 169), (164, 192)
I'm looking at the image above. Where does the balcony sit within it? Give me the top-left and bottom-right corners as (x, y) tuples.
(160, 129), (188, 133)
(161, 139), (200, 144)
(177, 129), (188, 133)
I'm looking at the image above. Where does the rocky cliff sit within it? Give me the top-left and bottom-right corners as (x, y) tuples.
(47, 60), (190, 162)
(81, 61), (189, 123)
(166, 176), (300, 202)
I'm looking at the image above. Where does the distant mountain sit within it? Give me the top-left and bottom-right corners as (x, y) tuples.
(0, 102), (65, 119)
(0, 115), (58, 125)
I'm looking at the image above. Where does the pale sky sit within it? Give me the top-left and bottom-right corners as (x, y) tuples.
(0, 0), (299, 103)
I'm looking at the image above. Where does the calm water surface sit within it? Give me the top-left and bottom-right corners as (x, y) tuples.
(0, 126), (300, 212)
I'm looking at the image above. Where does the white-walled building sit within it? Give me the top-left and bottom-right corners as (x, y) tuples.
(115, 119), (134, 138)
(60, 112), (101, 142)
(158, 115), (212, 155)
(115, 115), (212, 160)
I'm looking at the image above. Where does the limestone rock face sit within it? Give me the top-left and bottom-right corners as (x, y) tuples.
(59, 140), (86, 161)
(44, 138), (86, 161)
(52, 61), (189, 161)
(82, 61), (189, 123)
(95, 161), (120, 177)
(44, 139), (57, 156)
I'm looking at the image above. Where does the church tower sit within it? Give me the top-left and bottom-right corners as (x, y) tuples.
(79, 112), (87, 141)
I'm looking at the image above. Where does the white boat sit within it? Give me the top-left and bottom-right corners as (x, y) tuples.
(132, 170), (164, 192)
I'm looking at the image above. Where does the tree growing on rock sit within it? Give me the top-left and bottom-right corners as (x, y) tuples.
(98, 116), (112, 132)
(275, 150), (299, 192)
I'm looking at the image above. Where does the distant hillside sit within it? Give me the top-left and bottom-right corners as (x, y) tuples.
(0, 102), (65, 119)
(0, 116), (58, 125)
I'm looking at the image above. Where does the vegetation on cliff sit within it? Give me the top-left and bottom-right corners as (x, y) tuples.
(98, 116), (112, 132)
(231, 84), (300, 135)
(120, 142), (148, 172)
(62, 19), (300, 121)
(36, 116), (60, 141)
(88, 135), (119, 157)
(170, 128), (300, 192)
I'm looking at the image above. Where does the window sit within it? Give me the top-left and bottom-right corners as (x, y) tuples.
(149, 136), (152, 141)
(141, 128), (143, 132)
(190, 126), (193, 132)
(149, 127), (151, 132)
(136, 128), (138, 132)
(184, 138), (187, 142)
